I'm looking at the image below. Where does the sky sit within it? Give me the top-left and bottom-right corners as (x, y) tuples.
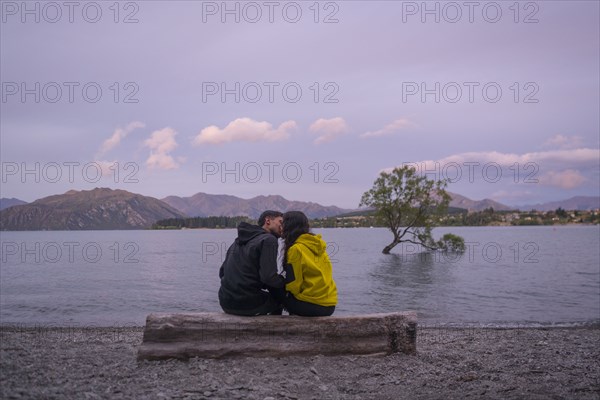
(1, 0), (599, 209)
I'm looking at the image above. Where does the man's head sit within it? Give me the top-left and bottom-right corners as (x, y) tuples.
(258, 210), (283, 237)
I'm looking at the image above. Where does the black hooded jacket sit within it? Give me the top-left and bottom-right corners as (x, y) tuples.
(218, 222), (284, 310)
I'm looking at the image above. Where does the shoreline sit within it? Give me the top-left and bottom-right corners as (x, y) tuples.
(1, 223), (599, 232)
(2, 326), (598, 399)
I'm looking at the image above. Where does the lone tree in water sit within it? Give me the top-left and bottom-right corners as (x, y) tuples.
(360, 166), (465, 254)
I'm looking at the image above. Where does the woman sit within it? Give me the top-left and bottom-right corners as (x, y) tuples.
(281, 211), (337, 316)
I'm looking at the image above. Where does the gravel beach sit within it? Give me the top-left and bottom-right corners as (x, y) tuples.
(1, 325), (598, 400)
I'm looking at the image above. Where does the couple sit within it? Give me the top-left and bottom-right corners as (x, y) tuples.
(218, 210), (337, 317)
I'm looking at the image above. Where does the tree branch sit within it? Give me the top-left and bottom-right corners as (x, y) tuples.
(401, 238), (438, 251)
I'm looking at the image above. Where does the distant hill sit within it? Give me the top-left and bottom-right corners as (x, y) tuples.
(334, 206), (467, 218)
(0, 188), (186, 230)
(2, 188), (595, 231)
(162, 192), (350, 219)
(517, 196), (600, 212)
(339, 192), (512, 216)
(447, 192), (513, 212)
(0, 198), (27, 211)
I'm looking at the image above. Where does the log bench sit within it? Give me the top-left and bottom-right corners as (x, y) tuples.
(138, 312), (417, 360)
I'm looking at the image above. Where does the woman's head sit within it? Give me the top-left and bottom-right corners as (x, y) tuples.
(282, 211), (310, 252)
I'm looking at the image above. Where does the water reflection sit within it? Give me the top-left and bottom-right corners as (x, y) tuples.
(367, 251), (457, 319)
(374, 252), (436, 286)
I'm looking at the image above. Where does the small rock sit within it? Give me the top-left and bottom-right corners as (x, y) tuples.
(203, 391), (212, 397)
(226, 385), (246, 390)
(459, 372), (478, 382)
(224, 376), (236, 385)
(309, 367), (318, 375)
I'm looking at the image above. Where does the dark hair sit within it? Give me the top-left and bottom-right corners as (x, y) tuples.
(282, 211), (311, 263)
(258, 210), (283, 227)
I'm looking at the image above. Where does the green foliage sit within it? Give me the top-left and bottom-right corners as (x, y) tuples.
(460, 209), (504, 226)
(436, 233), (466, 252)
(360, 165), (464, 254)
(360, 166), (450, 228)
(152, 215), (253, 229)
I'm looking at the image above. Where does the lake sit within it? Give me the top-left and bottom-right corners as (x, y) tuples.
(1, 226), (598, 327)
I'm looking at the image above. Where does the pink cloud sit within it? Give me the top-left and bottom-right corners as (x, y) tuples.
(539, 169), (586, 189)
(309, 117), (349, 145)
(144, 127), (179, 170)
(543, 134), (584, 149)
(360, 118), (415, 139)
(193, 118), (296, 145)
(96, 121), (145, 158)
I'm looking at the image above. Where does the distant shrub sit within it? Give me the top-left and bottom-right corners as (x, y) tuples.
(437, 233), (466, 252)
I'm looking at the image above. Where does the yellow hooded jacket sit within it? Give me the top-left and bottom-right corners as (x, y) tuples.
(285, 233), (337, 307)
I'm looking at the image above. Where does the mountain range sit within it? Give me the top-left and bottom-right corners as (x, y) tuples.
(445, 192), (513, 212)
(0, 197), (27, 211)
(0, 188), (185, 230)
(161, 193), (347, 219)
(1, 189), (598, 230)
(516, 196), (600, 212)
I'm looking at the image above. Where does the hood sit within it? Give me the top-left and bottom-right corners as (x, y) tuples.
(295, 233), (326, 256)
(236, 221), (270, 244)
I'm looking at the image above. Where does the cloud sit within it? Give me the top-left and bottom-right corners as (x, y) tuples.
(144, 127), (179, 170)
(401, 148), (599, 171)
(381, 148), (599, 187)
(93, 160), (119, 178)
(193, 117), (297, 145)
(309, 117), (349, 145)
(360, 118), (415, 139)
(543, 134), (584, 150)
(539, 169), (587, 189)
(96, 121), (145, 158)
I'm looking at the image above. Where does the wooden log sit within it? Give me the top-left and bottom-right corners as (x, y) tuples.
(137, 312), (417, 360)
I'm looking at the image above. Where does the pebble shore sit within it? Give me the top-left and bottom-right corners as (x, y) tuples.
(1, 325), (598, 399)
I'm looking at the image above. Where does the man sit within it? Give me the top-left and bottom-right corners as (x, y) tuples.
(218, 210), (285, 316)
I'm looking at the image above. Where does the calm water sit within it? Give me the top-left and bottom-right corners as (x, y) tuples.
(1, 226), (598, 326)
